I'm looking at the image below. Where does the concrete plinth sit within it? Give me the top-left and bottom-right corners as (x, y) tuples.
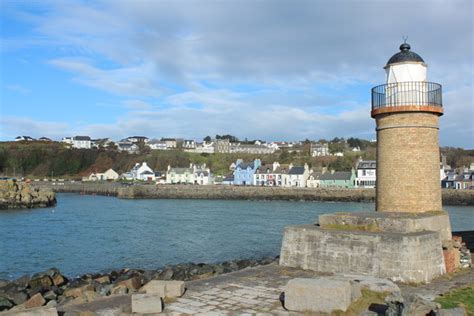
(319, 211), (452, 241)
(279, 224), (446, 283)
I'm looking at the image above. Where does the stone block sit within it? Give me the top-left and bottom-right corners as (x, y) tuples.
(280, 225), (446, 283)
(284, 278), (352, 313)
(140, 280), (185, 298)
(24, 293), (46, 309)
(131, 293), (163, 314)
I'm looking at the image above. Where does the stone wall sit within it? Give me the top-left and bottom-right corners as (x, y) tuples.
(31, 182), (474, 205)
(279, 225), (446, 283)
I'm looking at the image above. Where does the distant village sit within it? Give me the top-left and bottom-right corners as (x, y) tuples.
(12, 135), (474, 190)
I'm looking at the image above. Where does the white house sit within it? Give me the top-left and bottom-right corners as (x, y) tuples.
(72, 136), (92, 149)
(166, 164), (212, 184)
(92, 138), (114, 149)
(161, 138), (177, 149)
(311, 143), (329, 157)
(254, 162), (291, 187)
(192, 142), (215, 154)
(286, 164), (310, 187)
(126, 136), (149, 144)
(356, 159), (376, 188)
(149, 140), (168, 150)
(131, 162), (155, 181)
(61, 137), (73, 146)
(87, 169), (119, 181)
(15, 136), (35, 141)
(183, 139), (196, 149)
(118, 142), (139, 154)
(307, 171), (323, 188)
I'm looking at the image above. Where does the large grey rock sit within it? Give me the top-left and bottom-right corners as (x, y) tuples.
(140, 280), (185, 298)
(131, 293), (163, 314)
(6, 291), (28, 305)
(284, 278), (353, 313)
(0, 296), (13, 311)
(402, 294), (439, 316)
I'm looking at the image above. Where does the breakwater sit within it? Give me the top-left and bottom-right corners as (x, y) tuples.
(31, 182), (474, 205)
(0, 180), (56, 210)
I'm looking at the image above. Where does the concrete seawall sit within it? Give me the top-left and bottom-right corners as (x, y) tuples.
(31, 182), (474, 205)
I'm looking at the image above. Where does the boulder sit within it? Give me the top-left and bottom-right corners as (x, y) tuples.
(402, 294), (440, 315)
(29, 275), (52, 290)
(284, 278), (353, 313)
(117, 276), (141, 291)
(110, 284), (128, 295)
(0, 280), (9, 288)
(63, 284), (94, 298)
(12, 275), (31, 291)
(24, 293), (46, 309)
(6, 291), (29, 305)
(0, 296), (14, 311)
(131, 294), (163, 314)
(81, 290), (100, 302)
(140, 280), (185, 298)
(157, 268), (174, 280)
(43, 291), (57, 301)
(94, 276), (110, 284)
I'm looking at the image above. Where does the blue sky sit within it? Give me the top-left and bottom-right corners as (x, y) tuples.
(0, 0), (472, 147)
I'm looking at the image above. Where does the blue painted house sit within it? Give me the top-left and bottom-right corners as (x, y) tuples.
(233, 159), (261, 185)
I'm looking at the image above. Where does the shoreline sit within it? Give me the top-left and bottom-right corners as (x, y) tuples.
(31, 182), (474, 206)
(0, 256), (278, 311)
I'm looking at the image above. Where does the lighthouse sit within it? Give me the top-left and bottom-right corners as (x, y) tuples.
(371, 42), (443, 213)
(280, 42), (453, 284)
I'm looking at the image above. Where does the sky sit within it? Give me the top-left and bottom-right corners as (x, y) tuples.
(0, 0), (472, 147)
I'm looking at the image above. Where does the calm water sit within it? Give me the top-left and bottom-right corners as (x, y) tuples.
(0, 194), (473, 279)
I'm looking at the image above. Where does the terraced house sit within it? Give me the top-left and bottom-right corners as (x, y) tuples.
(233, 159), (261, 185)
(319, 169), (356, 188)
(166, 164), (212, 185)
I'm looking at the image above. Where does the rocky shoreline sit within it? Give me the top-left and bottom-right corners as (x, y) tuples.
(31, 182), (474, 206)
(0, 256), (278, 312)
(0, 180), (56, 210)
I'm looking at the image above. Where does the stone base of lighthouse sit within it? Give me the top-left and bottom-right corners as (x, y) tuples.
(279, 212), (452, 283)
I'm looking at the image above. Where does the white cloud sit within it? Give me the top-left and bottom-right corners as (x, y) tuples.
(1, 0), (472, 146)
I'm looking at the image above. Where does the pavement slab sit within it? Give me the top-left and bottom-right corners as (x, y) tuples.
(54, 262), (473, 315)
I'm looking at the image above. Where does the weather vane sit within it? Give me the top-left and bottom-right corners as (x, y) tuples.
(403, 35), (408, 43)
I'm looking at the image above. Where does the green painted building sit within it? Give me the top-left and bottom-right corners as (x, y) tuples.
(319, 169), (356, 188)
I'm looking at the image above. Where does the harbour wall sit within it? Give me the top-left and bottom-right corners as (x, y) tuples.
(31, 182), (474, 206)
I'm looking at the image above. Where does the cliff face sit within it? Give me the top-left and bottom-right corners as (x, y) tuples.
(0, 180), (56, 209)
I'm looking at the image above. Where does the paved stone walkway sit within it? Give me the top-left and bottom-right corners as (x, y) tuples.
(162, 263), (327, 315)
(57, 263), (474, 315)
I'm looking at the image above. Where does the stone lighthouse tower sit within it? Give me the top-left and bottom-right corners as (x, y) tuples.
(280, 42), (453, 283)
(372, 42), (443, 213)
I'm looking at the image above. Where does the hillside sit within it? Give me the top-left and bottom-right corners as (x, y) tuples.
(0, 142), (471, 179)
(0, 142), (376, 178)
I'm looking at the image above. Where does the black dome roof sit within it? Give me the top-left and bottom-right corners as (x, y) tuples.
(386, 43), (424, 67)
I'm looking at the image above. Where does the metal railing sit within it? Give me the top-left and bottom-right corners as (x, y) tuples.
(371, 81), (442, 110)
